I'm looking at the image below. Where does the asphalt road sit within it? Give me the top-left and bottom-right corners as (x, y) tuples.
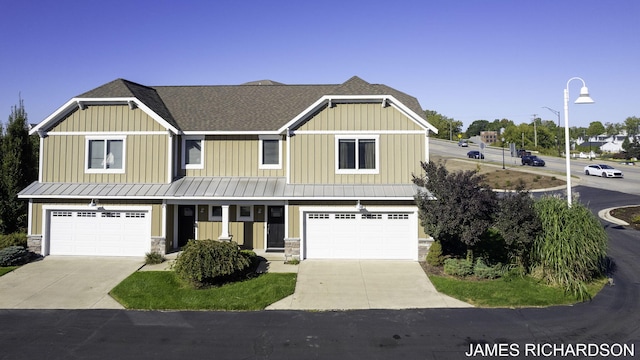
(431, 139), (640, 196)
(0, 186), (638, 359)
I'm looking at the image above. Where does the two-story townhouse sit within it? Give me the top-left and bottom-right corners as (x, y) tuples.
(19, 76), (437, 261)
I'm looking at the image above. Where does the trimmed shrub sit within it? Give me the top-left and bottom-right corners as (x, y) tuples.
(0, 233), (27, 249)
(173, 240), (250, 288)
(473, 258), (503, 279)
(0, 246), (31, 266)
(425, 240), (444, 266)
(145, 252), (166, 265)
(443, 258), (473, 277)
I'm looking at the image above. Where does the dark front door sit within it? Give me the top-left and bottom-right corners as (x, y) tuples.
(267, 206), (285, 248)
(177, 205), (195, 247)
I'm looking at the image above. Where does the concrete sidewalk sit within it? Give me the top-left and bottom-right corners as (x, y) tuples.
(266, 260), (472, 310)
(0, 256), (143, 309)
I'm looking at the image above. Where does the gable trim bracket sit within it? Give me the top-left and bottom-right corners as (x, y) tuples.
(30, 97), (179, 136)
(278, 95), (438, 134)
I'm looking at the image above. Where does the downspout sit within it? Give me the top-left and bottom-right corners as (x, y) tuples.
(286, 128), (291, 184)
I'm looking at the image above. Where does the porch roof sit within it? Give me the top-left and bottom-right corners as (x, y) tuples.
(19, 177), (430, 201)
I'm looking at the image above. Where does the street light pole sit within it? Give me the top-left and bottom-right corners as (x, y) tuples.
(564, 77), (595, 207)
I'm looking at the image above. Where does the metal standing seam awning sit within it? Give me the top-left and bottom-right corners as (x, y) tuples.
(19, 177), (432, 201)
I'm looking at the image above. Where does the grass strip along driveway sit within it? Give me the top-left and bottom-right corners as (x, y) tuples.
(429, 275), (607, 307)
(110, 271), (296, 311)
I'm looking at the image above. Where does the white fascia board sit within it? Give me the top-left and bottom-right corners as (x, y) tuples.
(181, 130), (284, 135)
(277, 95), (438, 134)
(30, 97), (179, 135)
(20, 194), (415, 201)
(30, 98), (79, 135)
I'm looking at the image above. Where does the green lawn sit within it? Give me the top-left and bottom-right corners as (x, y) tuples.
(429, 274), (607, 307)
(0, 267), (18, 276)
(110, 271), (297, 310)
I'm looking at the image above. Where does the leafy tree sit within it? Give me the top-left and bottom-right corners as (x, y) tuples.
(465, 120), (490, 138)
(586, 121), (605, 137)
(625, 138), (640, 160)
(0, 98), (38, 234)
(424, 110), (463, 140)
(494, 187), (541, 268)
(413, 161), (497, 257)
(624, 116), (640, 137)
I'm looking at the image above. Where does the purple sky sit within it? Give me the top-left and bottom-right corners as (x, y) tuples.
(1, 0), (638, 130)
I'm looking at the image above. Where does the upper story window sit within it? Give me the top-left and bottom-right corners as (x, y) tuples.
(182, 136), (204, 169)
(335, 135), (379, 174)
(85, 136), (125, 173)
(259, 135), (282, 169)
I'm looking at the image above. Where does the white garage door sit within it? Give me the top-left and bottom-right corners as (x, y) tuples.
(304, 212), (417, 260)
(49, 210), (150, 256)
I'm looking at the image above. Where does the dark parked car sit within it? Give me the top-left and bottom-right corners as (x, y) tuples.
(467, 150), (484, 159)
(521, 155), (545, 166)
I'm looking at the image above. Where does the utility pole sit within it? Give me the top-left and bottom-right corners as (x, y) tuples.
(532, 114), (538, 148)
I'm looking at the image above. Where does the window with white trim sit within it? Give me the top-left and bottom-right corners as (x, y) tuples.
(182, 136), (204, 169)
(259, 135), (281, 169)
(86, 136), (125, 173)
(209, 205), (223, 221)
(237, 205), (253, 221)
(335, 135), (379, 174)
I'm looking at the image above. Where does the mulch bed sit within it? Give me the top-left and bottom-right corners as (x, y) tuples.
(609, 206), (640, 230)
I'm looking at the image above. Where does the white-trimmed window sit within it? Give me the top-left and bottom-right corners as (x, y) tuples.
(237, 205), (253, 221)
(209, 205), (223, 221)
(85, 136), (126, 173)
(182, 136), (204, 169)
(259, 135), (282, 169)
(335, 135), (379, 174)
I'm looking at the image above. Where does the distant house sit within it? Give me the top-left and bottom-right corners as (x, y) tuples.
(480, 131), (498, 144)
(19, 76), (438, 261)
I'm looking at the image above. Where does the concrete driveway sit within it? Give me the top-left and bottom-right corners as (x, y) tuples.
(0, 256), (143, 309)
(267, 260), (472, 310)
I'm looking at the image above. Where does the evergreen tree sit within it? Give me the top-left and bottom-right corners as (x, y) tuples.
(0, 98), (38, 234)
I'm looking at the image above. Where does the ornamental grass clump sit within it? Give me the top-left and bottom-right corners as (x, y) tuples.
(531, 196), (609, 301)
(173, 240), (251, 288)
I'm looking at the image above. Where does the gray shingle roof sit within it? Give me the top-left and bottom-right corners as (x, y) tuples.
(77, 76), (426, 132)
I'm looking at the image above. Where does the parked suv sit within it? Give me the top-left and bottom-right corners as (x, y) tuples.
(521, 155), (545, 166)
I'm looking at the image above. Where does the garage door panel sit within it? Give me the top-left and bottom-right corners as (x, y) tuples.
(305, 211), (416, 260)
(49, 210), (150, 256)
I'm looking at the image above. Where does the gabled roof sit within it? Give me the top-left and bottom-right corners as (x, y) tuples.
(33, 76), (433, 134)
(79, 79), (179, 130)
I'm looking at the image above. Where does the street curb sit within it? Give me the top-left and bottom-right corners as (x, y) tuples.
(598, 206), (638, 226)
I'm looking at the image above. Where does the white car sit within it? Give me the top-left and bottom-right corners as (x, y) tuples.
(583, 164), (623, 178)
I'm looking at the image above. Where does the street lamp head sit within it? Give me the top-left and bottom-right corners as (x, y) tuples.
(574, 86), (595, 104)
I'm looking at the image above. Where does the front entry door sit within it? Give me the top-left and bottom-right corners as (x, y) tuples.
(177, 205), (195, 247)
(267, 206), (285, 249)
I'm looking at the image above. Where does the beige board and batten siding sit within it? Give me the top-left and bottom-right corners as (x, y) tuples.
(290, 103), (426, 184)
(195, 205), (266, 249)
(42, 105), (169, 183)
(41, 134), (168, 183)
(29, 200), (164, 238)
(183, 135), (285, 177)
(48, 105), (166, 132)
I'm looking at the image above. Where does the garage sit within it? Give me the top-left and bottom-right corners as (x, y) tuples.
(304, 211), (417, 260)
(47, 209), (150, 256)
